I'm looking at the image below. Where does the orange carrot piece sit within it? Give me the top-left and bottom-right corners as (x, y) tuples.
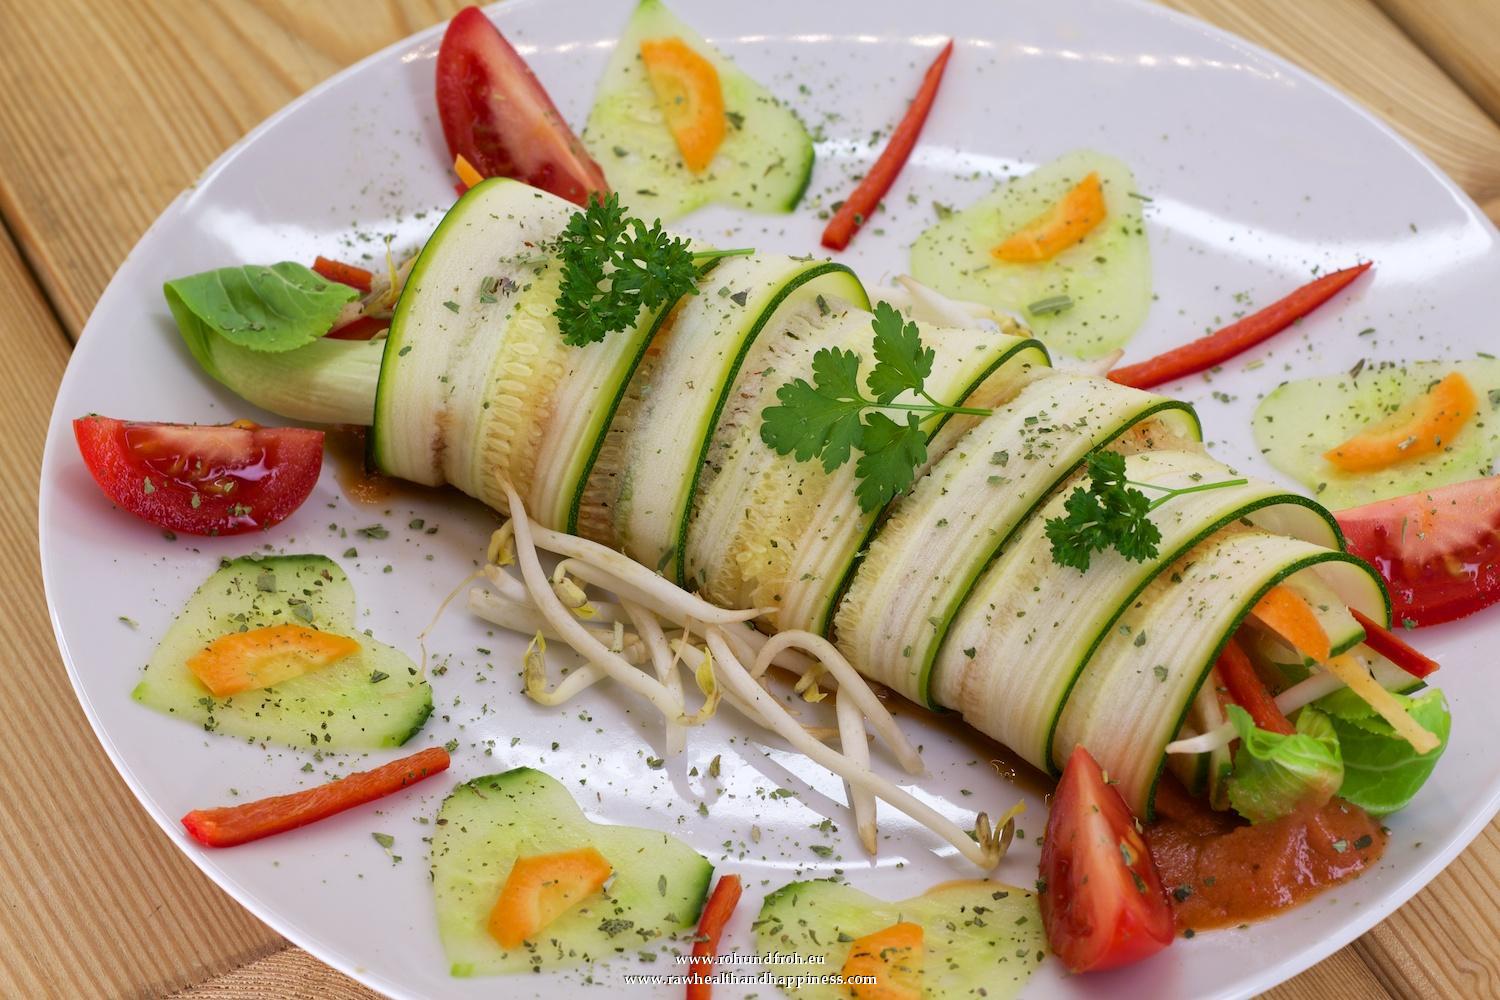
(1325, 371), (1478, 472)
(640, 37), (726, 174)
(992, 172), (1107, 263)
(1249, 586), (1331, 664)
(843, 921), (925, 1000)
(186, 624), (359, 697)
(488, 847), (614, 948)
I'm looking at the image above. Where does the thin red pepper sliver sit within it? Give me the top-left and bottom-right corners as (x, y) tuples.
(181, 747), (451, 848)
(311, 255), (375, 293)
(821, 41), (954, 252)
(1216, 638), (1294, 735)
(685, 874), (743, 1000)
(326, 314), (389, 341)
(1350, 608), (1440, 679)
(1108, 261), (1372, 389)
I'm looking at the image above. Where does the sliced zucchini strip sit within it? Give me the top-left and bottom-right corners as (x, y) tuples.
(935, 448), (1341, 773)
(600, 255), (868, 577)
(685, 303), (1048, 632)
(834, 372), (1200, 707)
(1050, 529), (1388, 816)
(371, 178), (679, 530)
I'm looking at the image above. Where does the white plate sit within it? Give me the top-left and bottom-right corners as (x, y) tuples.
(37, 1), (1500, 997)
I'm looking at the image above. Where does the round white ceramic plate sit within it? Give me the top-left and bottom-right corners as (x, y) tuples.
(38, 1), (1500, 997)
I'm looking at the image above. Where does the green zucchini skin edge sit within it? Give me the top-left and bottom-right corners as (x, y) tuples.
(907, 396), (1204, 710)
(1136, 549), (1392, 819)
(563, 258), (727, 537)
(816, 337), (1052, 638)
(1034, 491), (1348, 775)
(367, 178), (518, 474)
(670, 260), (870, 587)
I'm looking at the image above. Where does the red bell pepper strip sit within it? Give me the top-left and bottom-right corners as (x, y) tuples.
(181, 747), (450, 848)
(326, 314), (389, 341)
(1216, 638), (1294, 735)
(821, 41), (954, 252)
(312, 255), (374, 293)
(1350, 608), (1440, 679)
(685, 873), (743, 999)
(1108, 261), (1372, 389)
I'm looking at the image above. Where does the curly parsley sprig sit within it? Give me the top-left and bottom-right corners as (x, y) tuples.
(553, 193), (752, 347)
(1045, 451), (1248, 571)
(759, 301), (991, 512)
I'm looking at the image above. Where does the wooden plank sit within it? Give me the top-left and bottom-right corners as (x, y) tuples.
(1375, 0), (1500, 127)
(0, 227), (283, 997)
(1162, 0), (1500, 222)
(0, 0), (465, 338)
(170, 947), (379, 1000)
(1262, 945), (1393, 1000)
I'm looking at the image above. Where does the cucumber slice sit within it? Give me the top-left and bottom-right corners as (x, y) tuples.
(584, 0), (813, 220)
(1252, 357), (1500, 510)
(132, 555), (432, 750)
(936, 449), (1342, 773)
(596, 255), (867, 578)
(1051, 529), (1389, 815)
(431, 767), (712, 977)
(755, 879), (1044, 1000)
(910, 149), (1151, 359)
(684, 301), (1048, 632)
(834, 373), (1200, 708)
(371, 178), (675, 529)
(177, 330), (383, 426)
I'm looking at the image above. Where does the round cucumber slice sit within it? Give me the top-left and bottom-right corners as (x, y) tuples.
(583, 0), (814, 221)
(431, 767), (712, 977)
(131, 555), (432, 750)
(910, 149), (1152, 359)
(1253, 357), (1500, 510)
(936, 448), (1343, 774)
(1051, 530), (1389, 816)
(755, 878), (1044, 1000)
(834, 372), (1201, 709)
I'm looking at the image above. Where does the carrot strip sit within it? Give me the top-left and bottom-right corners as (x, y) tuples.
(992, 172), (1107, 262)
(1324, 371), (1477, 472)
(821, 41), (953, 251)
(685, 874), (743, 999)
(1322, 654), (1440, 753)
(1216, 638), (1294, 735)
(1249, 585), (1331, 664)
(311, 255), (374, 293)
(1108, 262), (1371, 389)
(454, 153), (484, 190)
(181, 747), (450, 847)
(1350, 608), (1439, 679)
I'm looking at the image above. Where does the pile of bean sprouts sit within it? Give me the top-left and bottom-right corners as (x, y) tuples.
(465, 482), (1019, 869)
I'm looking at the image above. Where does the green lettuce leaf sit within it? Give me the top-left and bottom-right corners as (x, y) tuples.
(164, 262), (357, 354)
(1226, 705), (1343, 824)
(1330, 688), (1450, 815)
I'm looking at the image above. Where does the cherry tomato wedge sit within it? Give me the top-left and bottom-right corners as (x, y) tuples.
(1040, 745), (1175, 973)
(73, 417), (323, 536)
(435, 6), (608, 206)
(1336, 477), (1500, 627)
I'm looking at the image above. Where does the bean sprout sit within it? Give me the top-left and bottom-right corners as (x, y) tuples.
(837, 691), (878, 853)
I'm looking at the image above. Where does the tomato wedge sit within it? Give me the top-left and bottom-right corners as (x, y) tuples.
(73, 417), (323, 535)
(1337, 477), (1500, 627)
(435, 6), (608, 206)
(1040, 745), (1175, 973)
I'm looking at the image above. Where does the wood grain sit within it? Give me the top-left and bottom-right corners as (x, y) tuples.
(0, 1), (1497, 998)
(1375, 0), (1500, 127)
(0, 226), (283, 998)
(1160, 0), (1500, 219)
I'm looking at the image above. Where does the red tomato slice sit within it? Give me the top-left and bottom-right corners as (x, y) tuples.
(1336, 477), (1500, 627)
(1040, 746), (1175, 974)
(435, 6), (608, 207)
(73, 417), (323, 536)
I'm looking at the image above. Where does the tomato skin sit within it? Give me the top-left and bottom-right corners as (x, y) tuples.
(435, 6), (608, 206)
(73, 417), (323, 536)
(1336, 477), (1500, 627)
(1040, 746), (1175, 974)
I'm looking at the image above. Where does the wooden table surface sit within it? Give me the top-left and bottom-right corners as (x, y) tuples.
(2, 1), (1498, 997)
